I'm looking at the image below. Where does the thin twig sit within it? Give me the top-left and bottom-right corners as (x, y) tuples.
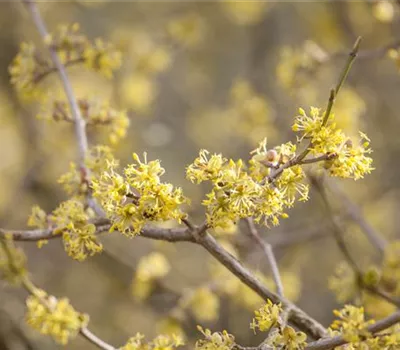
(79, 328), (116, 350)
(245, 218), (284, 297)
(33, 58), (85, 84)
(334, 36), (361, 95)
(324, 177), (387, 254)
(271, 37), (361, 176)
(23, 0), (88, 168)
(298, 152), (337, 165)
(311, 176), (400, 307)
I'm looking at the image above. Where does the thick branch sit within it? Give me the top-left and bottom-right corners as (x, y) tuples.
(0, 222), (195, 243)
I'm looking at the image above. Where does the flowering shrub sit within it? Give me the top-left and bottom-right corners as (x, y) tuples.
(1, 2), (400, 350)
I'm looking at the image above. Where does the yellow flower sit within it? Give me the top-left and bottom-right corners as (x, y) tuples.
(62, 223), (103, 262)
(268, 326), (307, 350)
(195, 327), (235, 350)
(26, 290), (89, 345)
(250, 299), (282, 333)
(132, 252), (170, 301)
(83, 38), (122, 78)
(120, 332), (184, 350)
(330, 305), (374, 343)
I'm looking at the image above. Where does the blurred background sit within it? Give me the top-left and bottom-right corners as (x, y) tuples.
(1, 1), (400, 349)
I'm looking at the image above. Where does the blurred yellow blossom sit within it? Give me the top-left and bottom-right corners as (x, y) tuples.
(195, 327), (235, 350)
(186, 287), (220, 322)
(372, 1), (394, 23)
(26, 289), (89, 345)
(120, 332), (184, 350)
(167, 13), (205, 48)
(132, 252), (170, 300)
(220, 1), (270, 25)
(330, 305), (374, 343)
(121, 75), (157, 114)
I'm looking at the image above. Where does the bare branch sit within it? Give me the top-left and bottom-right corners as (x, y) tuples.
(323, 177), (387, 254)
(245, 218), (284, 297)
(23, 0), (88, 168)
(0, 222), (195, 243)
(311, 176), (400, 307)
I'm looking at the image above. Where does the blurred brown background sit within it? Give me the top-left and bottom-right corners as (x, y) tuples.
(1, 1), (400, 349)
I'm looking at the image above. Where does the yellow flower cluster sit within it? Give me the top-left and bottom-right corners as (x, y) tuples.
(9, 23), (121, 99)
(120, 332), (184, 350)
(26, 289), (89, 345)
(28, 200), (102, 261)
(250, 299), (282, 332)
(330, 307), (400, 349)
(132, 252), (170, 300)
(267, 326), (308, 350)
(0, 235), (27, 285)
(251, 300), (307, 349)
(195, 327), (235, 350)
(187, 143), (309, 228)
(293, 107), (373, 180)
(39, 97), (129, 145)
(330, 305), (374, 344)
(46, 23), (121, 77)
(8, 42), (50, 100)
(58, 145), (116, 197)
(92, 153), (188, 236)
(83, 38), (122, 78)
